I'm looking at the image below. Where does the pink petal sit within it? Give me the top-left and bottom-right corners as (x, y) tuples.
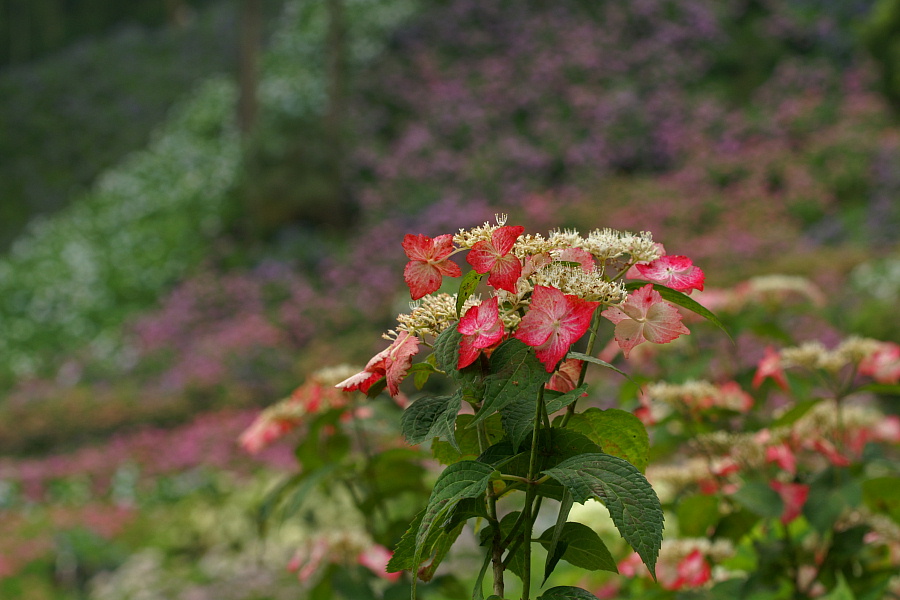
(457, 298), (503, 368)
(770, 481), (809, 524)
(753, 346), (788, 390)
(641, 301), (690, 344)
(491, 225), (525, 255)
(384, 331), (420, 396)
(636, 255), (705, 293)
(516, 286), (598, 371)
(554, 247), (595, 272)
(404, 260), (444, 300)
(486, 253), (522, 293)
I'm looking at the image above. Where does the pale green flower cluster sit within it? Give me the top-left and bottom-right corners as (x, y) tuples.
(780, 337), (882, 372)
(529, 262), (627, 303)
(394, 293), (477, 339)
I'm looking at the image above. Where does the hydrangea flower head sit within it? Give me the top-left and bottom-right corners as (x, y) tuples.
(403, 233), (462, 300)
(466, 225), (525, 293)
(601, 284), (690, 358)
(515, 285), (599, 372)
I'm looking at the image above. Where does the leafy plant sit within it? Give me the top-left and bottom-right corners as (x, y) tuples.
(254, 217), (720, 599)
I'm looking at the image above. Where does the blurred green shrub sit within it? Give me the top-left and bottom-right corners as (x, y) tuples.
(0, 1), (242, 251)
(862, 0), (900, 115)
(0, 0), (420, 388)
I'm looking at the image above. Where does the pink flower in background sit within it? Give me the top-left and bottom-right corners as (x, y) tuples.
(770, 480), (809, 524)
(403, 233), (462, 300)
(753, 346), (789, 390)
(601, 284), (689, 358)
(336, 331), (420, 396)
(515, 285), (599, 372)
(662, 549), (711, 590)
(766, 442), (797, 476)
(457, 297), (504, 368)
(358, 545), (401, 582)
(466, 225), (525, 293)
(635, 255), (705, 293)
(859, 341), (900, 384)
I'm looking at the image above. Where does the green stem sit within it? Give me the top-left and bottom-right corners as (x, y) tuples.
(561, 309), (603, 427)
(521, 386), (546, 600)
(479, 422), (505, 598)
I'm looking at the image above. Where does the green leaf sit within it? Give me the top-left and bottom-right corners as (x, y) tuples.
(388, 509), (465, 581)
(566, 352), (633, 384)
(471, 339), (551, 429)
(365, 377), (387, 398)
(626, 282), (732, 342)
(545, 429), (605, 467)
(433, 413), (503, 465)
(564, 408), (650, 472)
(857, 383), (900, 396)
(401, 393), (461, 449)
(472, 550), (492, 600)
(538, 522), (618, 574)
(771, 399), (818, 428)
(732, 481), (784, 519)
(543, 491), (574, 582)
(821, 573), (856, 600)
(457, 270), (486, 317)
(257, 465), (338, 536)
(862, 477), (900, 524)
(676, 495), (721, 537)
(409, 362), (440, 389)
(544, 384), (588, 415)
(444, 496), (489, 531)
(538, 586), (600, 599)
(542, 453), (663, 577)
(412, 461), (496, 592)
(501, 394), (538, 452)
(479, 511), (527, 580)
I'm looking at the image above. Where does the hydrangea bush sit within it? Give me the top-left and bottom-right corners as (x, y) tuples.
(249, 216), (721, 600)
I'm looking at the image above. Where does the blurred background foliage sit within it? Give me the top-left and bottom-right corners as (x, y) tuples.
(1, 0), (900, 597)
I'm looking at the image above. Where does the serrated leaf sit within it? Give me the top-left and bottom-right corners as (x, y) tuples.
(470, 339), (550, 428)
(444, 496), (489, 531)
(566, 352), (633, 384)
(401, 393), (461, 449)
(542, 453), (663, 577)
(501, 394), (537, 452)
(389, 509), (463, 580)
(546, 429), (604, 467)
(625, 281), (732, 342)
(564, 408), (650, 472)
(544, 384), (588, 415)
(457, 270), (486, 317)
(409, 362), (440, 389)
(412, 461), (496, 593)
(538, 522), (618, 574)
(433, 413), (503, 465)
(538, 586), (600, 600)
